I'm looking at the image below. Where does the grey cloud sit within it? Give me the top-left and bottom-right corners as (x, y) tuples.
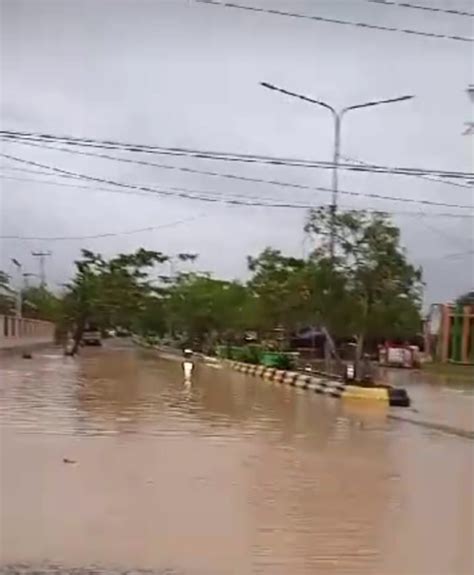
(0, 0), (472, 302)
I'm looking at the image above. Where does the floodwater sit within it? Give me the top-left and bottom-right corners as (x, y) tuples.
(1, 343), (473, 575)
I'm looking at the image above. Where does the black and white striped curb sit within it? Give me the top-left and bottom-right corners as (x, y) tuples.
(228, 361), (348, 398)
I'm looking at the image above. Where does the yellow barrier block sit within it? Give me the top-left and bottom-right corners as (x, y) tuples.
(342, 385), (389, 402)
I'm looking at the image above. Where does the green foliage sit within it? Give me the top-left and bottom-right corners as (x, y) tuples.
(61, 248), (168, 352)
(246, 247), (355, 340)
(456, 290), (474, 306)
(22, 286), (61, 322)
(0, 270), (15, 315)
(0, 270), (10, 288)
(52, 208), (422, 358)
(233, 345), (262, 364)
(164, 273), (255, 346)
(305, 206), (423, 347)
(247, 248), (309, 333)
(272, 353), (295, 370)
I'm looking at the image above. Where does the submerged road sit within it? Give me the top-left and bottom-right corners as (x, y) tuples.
(0, 342), (473, 575)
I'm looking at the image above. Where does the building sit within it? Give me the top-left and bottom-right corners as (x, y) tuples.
(425, 303), (474, 364)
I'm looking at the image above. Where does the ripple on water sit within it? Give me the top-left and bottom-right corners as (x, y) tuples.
(0, 566), (189, 575)
(1, 346), (473, 575)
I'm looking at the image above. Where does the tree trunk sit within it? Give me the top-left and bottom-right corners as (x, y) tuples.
(69, 319), (85, 356)
(355, 332), (365, 378)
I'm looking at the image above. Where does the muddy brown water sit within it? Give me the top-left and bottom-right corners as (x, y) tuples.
(1, 343), (473, 575)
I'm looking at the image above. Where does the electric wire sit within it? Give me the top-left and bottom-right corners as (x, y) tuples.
(365, 0), (473, 18)
(193, 0), (473, 42)
(0, 215), (206, 241)
(1, 153), (473, 211)
(5, 141), (473, 209)
(2, 130), (473, 180)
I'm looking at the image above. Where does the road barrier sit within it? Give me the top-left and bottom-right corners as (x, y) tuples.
(130, 339), (410, 408)
(0, 315), (55, 349)
(227, 360), (410, 407)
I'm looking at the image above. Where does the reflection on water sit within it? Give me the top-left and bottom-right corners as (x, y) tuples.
(384, 368), (474, 434)
(1, 343), (473, 575)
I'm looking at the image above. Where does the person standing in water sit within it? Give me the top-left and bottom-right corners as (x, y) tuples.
(182, 348), (194, 382)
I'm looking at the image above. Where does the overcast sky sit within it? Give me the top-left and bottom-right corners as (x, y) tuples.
(0, 0), (473, 304)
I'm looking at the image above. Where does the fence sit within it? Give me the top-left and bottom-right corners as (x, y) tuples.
(0, 315), (55, 348)
(425, 304), (474, 364)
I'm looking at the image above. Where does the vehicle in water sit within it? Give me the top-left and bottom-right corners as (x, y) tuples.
(115, 327), (131, 337)
(82, 325), (102, 346)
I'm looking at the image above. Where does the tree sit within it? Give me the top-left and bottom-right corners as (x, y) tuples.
(247, 248), (309, 334)
(22, 286), (61, 322)
(456, 290), (474, 306)
(305, 206), (423, 355)
(163, 273), (253, 349)
(246, 248), (354, 342)
(0, 271), (15, 315)
(62, 248), (168, 354)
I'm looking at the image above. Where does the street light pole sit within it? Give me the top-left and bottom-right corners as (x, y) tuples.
(22, 272), (38, 289)
(260, 82), (414, 257)
(331, 112), (341, 258)
(11, 258), (22, 319)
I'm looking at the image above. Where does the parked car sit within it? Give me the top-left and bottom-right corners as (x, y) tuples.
(115, 327), (131, 337)
(82, 328), (102, 346)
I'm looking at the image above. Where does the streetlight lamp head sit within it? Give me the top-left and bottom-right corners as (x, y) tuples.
(11, 258), (21, 268)
(260, 81), (276, 91)
(396, 95), (415, 102)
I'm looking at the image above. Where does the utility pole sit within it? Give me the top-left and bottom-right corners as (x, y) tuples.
(31, 251), (52, 288)
(260, 82), (414, 258)
(22, 272), (38, 289)
(11, 258), (22, 318)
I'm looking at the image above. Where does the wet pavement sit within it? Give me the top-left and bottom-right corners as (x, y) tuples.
(1, 342), (473, 574)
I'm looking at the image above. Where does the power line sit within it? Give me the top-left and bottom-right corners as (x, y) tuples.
(418, 248), (474, 263)
(2, 172), (474, 220)
(0, 173), (172, 201)
(424, 248), (474, 260)
(365, 0), (473, 18)
(1, 152), (473, 211)
(5, 140), (472, 210)
(0, 165), (355, 210)
(3, 141), (342, 195)
(0, 171), (329, 207)
(193, 0), (473, 42)
(442, 249), (474, 259)
(341, 154), (473, 190)
(419, 217), (473, 248)
(1, 130), (473, 181)
(0, 163), (75, 179)
(1, 152), (473, 212)
(4, 171), (474, 219)
(2, 174), (474, 258)
(3, 170), (459, 216)
(5, 130), (474, 180)
(0, 215), (206, 241)
(343, 157), (474, 255)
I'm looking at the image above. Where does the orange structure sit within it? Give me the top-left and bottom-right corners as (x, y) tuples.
(425, 304), (474, 364)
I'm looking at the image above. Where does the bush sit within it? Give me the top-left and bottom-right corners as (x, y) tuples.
(234, 345), (262, 365)
(272, 353), (295, 370)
